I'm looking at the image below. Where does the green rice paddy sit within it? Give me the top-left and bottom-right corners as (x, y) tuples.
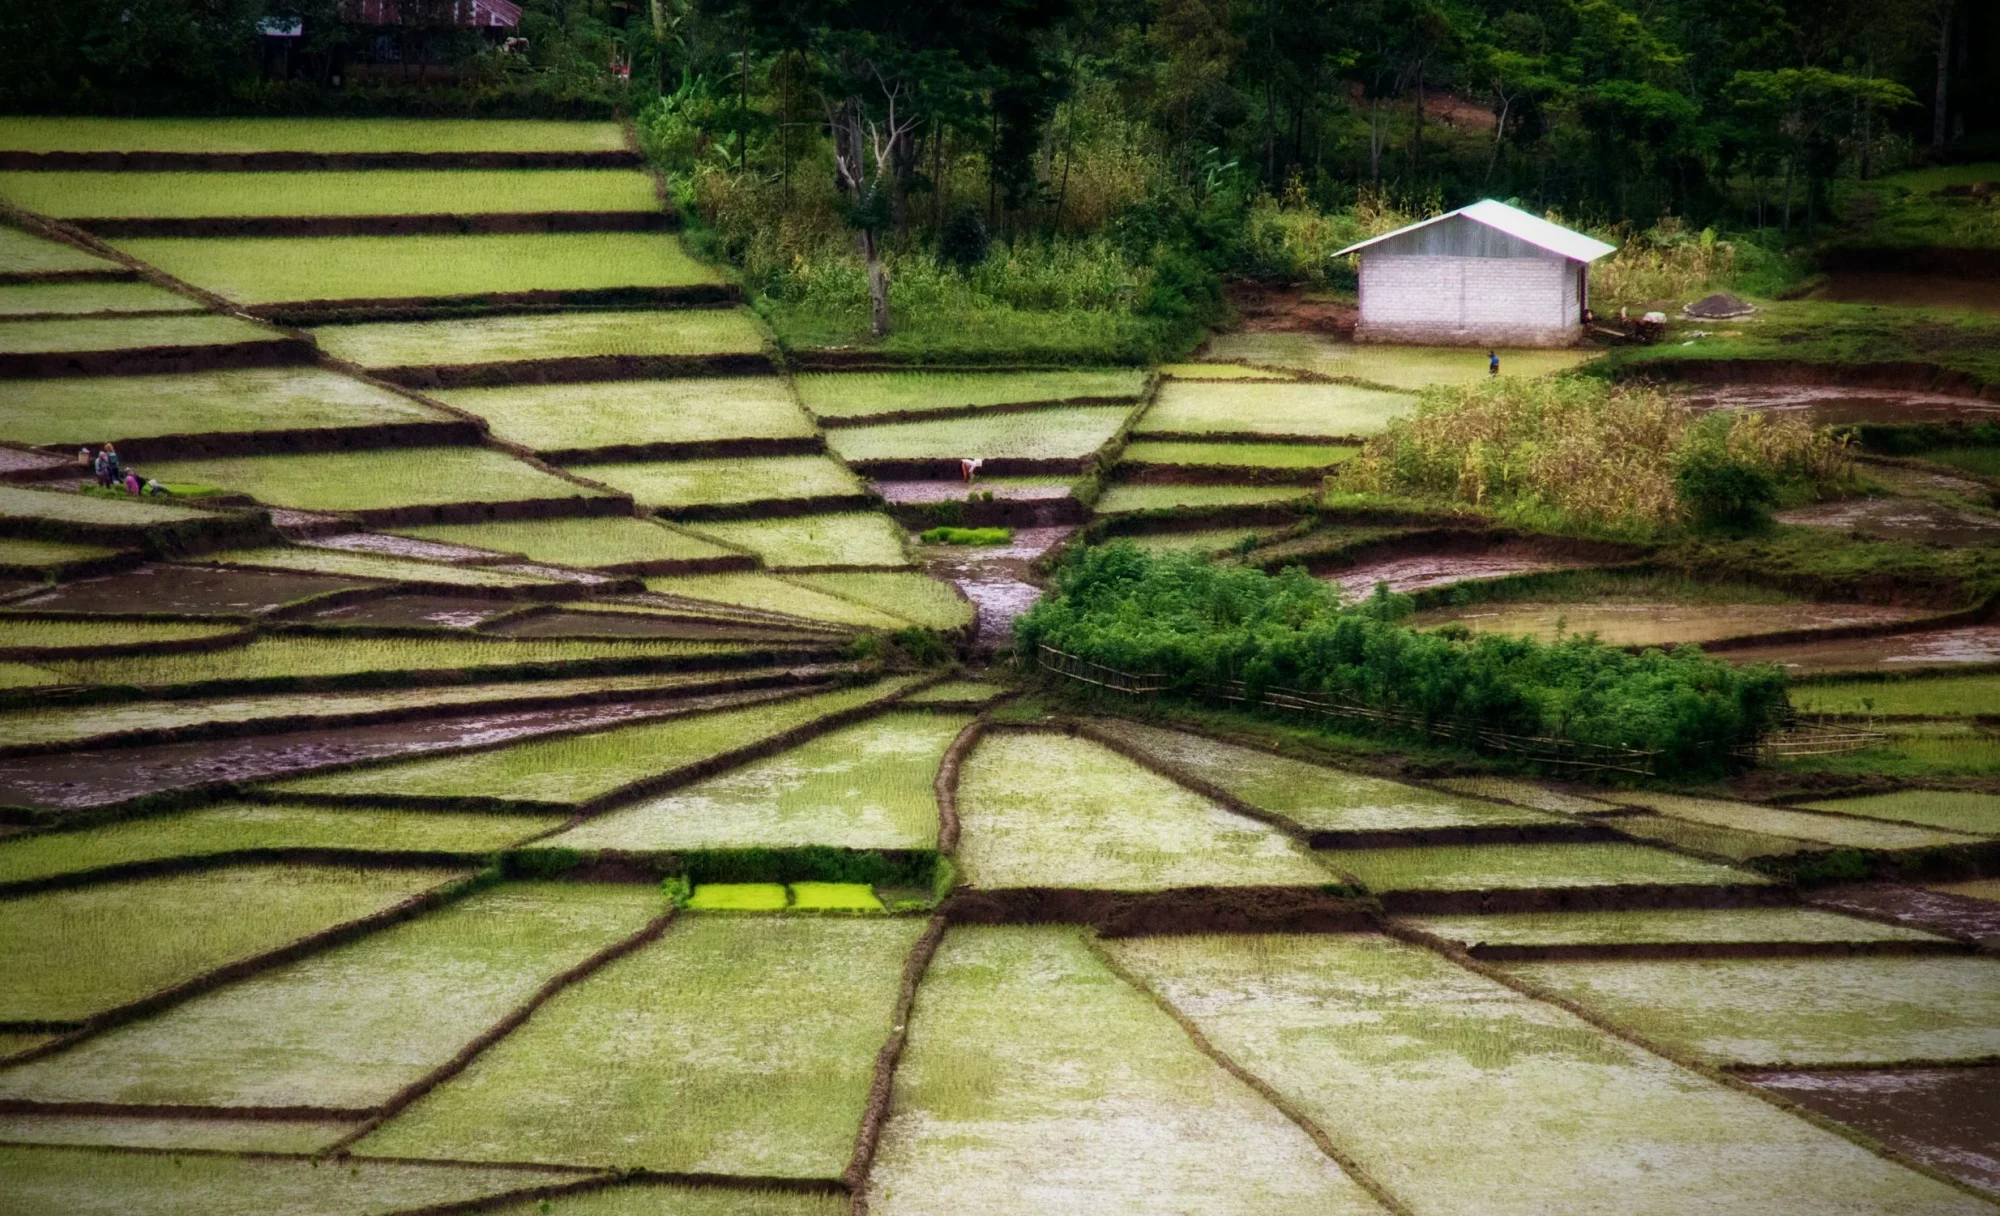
(113, 232), (721, 305)
(0, 280), (200, 317)
(1109, 933), (1979, 1214)
(0, 170), (657, 218)
(1136, 381), (1415, 438)
(954, 731), (1330, 890)
(268, 679), (919, 805)
(356, 917), (923, 1176)
(1407, 907), (1951, 950)
(140, 447), (612, 514)
(900, 679), (1003, 704)
(0, 484), (222, 528)
(199, 547), (556, 588)
(1432, 777), (1622, 815)
(0, 117), (629, 154)
(1204, 332), (1599, 389)
(1604, 813), (1814, 863)
(0, 883), (663, 1110)
(0, 367), (445, 448)
(644, 572), (912, 629)
(0, 537), (122, 569)
(823, 406), (1131, 463)
(684, 513), (911, 569)
(1093, 483), (1313, 513)
(0, 313), (258, 354)
(795, 369), (1146, 419)
(0, 664), (57, 688)
(584, 455), (863, 509)
(316, 307), (768, 367)
(0, 803), (565, 887)
(0, 226), (117, 276)
(480, 1184), (850, 1216)
(1790, 673), (2000, 717)
(390, 516), (739, 568)
(1321, 842), (1764, 892)
(1796, 789), (2000, 835)
(1505, 956), (2000, 1066)
(1416, 600), (1925, 649)
(0, 1113), (354, 1155)
(1124, 527), (1276, 555)
(686, 882), (790, 911)
(0, 864), (454, 1023)
(789, 881), (885, 911)
(1611, 791), (1984, 851)
(435, 377), (812, 453)
(553, 711), (966, 851)
(1159, 361), (1297, 379)
(1120, 440), (1360, 468)
(789, 572), (974, 632)
(1090, 719), (1560, 834)
(0, 616), (240, 651)
(867, 926), (1383, 1216)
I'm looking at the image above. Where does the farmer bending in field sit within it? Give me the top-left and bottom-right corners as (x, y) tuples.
(960, 457), (984, 483)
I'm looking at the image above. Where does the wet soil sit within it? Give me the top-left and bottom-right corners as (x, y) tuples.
(1807, 883), (2000, 945)
(1681, 384), (2000, 425)
(0, 685), (796, 814)
(301, 532), (504, 564)
(0, 450), (72, 479)
(1416, 600), (1929, 648)
(0, 338), (314, 381)
(1327, 545), (1595, 599)
(306, 595), (519, 629)
(1223, 284), (1358, 336)
(1746, 1066), (2000, 1196)
(916, 525), (1072, 653)
(874, 480), (1075, 504)
(12, 564), (362, 616)
(1776, 497), (2000, 546)
(1811, 272), (2000, 315)
(943, 885), (1375, 935)
(1719, 624), (2000, 671)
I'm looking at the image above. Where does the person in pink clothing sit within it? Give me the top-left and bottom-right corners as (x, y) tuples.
(125, 471), (141, 495)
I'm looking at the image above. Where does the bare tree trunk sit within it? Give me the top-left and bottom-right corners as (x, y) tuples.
(862, 227), (889, 337)
(1933, 0), (1953, 150)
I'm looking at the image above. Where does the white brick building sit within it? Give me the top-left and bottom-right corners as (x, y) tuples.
(1334, 200), (1616, 348)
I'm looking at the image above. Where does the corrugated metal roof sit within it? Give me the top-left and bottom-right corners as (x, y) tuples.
(1333, 199), (1617, 263)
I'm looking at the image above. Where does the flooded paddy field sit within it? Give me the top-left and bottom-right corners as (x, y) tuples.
(1682, 383), (2000, 427)
(1718, 624), (2000, 671)
(1747, 1067), (2000, 1197)
(1416, 598), (1928, 647)
(1327, 543), (1599, 599)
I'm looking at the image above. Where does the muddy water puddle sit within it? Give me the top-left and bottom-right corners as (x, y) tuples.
(1721, 624), (2000, 671)
(918, 525), (1072, 652)
(1777, 498), (2000, 546)
(1327, 548), (1592, 599)
(1746, 1066), (2000, 1196)
(0, 685), (794, 812)
(308, 595), (516, 629)
(14, 564), (363, 615)
(1417, 600), (1925, 647)
(1683, 384), (2000, 427)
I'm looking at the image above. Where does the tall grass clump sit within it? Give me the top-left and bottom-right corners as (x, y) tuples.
(1344, 377), (1851, 535)
(1016, 544), (1788, 778)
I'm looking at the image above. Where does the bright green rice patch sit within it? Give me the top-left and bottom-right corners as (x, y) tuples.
(867, 926), (1384, 1216)
(1088, 720), (1561, 833)
(1789, 674), (2000, 717)
(0, 281), (199, 317)
(0, 367), (444, 449)
(1432, 776), (1622, 815)
(1137, 380), (1415, 438)
(43, 634), (739, 691)
(0, 537), (123, 568)
(317, 307), (767, 368)
(1612, 791), (1983, 851)
(1505, 956), (2000, 1067)
(1121, 441), (1359, 468)
(1094, 483), (1313, 513)
(435, 377), (811, 453)
(0, 1144), (560, 1216)
(269, 679), (920, 805)
(0, 1113), (353, 1154)
(141, 447), (610, 514)
(114, 232), (721, 306)
(1409, 907), (1949, 950)
(1204, 332), (1598, 390)
(0, 663), (57, 687)
(1125, 527), (1277, 555)
(200, 547), (556, 588)
(0, 170), (656, 219)
(1108, 933), (1981, 1214)
(0, 882), (663, 1110)
(585, 456), (862, 509)
(900, 679), (1003, 704)
(794, 369), (1145, 419)
(1796, 789), (2000, 836)
(391, 517), (738, 568)
(789, 572), (972, 631)
(955, 731), (1329, 890)
(357, 916), (922, 1175)
(0, 616), (239, 651)
(685, 882), (789, 911)
(482, 1183), (851, 1216)
(0, 864), (456, 1023)
(0, 313), (274, 354)
(0, 803), (562, 887)
(554, 711), (964, 852)
(0, 226), (115, 276)
(917, 526), (1012, 545)
(824, 406), (1131, 462)
(789, 882), (884, 911)
(1323, 843), (1763, 892)
(0, 117), (627, 154)
(684, 513), (910, 569)
(1159, 361), (1298, 380)
(646, 573), (909, 628)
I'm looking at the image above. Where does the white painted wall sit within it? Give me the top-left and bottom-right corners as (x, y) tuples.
(1357, 253), (1582, 346)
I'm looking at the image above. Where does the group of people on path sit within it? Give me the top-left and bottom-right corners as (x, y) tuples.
(78, 443), (170, 497)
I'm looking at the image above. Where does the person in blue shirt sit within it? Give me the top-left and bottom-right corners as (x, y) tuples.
(1488, 350), (1500, 376)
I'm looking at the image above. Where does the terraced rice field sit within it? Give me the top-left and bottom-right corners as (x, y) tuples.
(0, 484), (222, 528)
(585, 455), (864, 510)
(824, 406), (1131, 462)
(139, 447), (613, 514)
(1795, 790), (2000, 835)
(0, 367), (449, 448)
(0, 313), (279, 355)
(198, 547), (557, 588)
(435, 377), (812, 453)
(0, 225), (119, 276)
(1321, 842), (1764, 893)
(1790, 673), (2000, 716)
(1611, 791), (1985, 851)
(1120, 440), (1360, 468)
(1203, 331), (1599, 388)
(1094, 483), (1315, 512)
(1416, 600), (1929, 647)
(0, 117), (630, 153)
(0, 170), (657, 218)
(684, 513), (911, 568)
(796, 369), (1146, 419)
(316, 307), (769, 368)
(1406, 907), (1953, 952)
(389, 516), (740, 568)
(788, 572), (975, 632)
(1137, 381), (1415, 438)
(645, 572), (914, 628)
(0, 280), (200, 316)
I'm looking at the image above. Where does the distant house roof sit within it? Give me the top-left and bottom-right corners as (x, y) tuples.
(1334, 199), (1617, 264)
(341, 0), (521, 27)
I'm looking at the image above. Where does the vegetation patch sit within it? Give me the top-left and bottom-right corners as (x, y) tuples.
(1205, 333), (1598, 390)
(825, 406), (1131, 463)
(0, 314), (280, 358)
(1606, 813), (1817, 863)
(1432, 777), (1622, 816)
(789, 572), (973, 632)
(141, 447), (614, 515)
(316, 307), (769, 370)
(954, 730), (1329, 890)
(0, 1112), (353, 1154)
(200, 547), (557, 588)
(917, 526), (1012, 545)
(1505, 956), (2000, 1067)
(645, 573), (911, 629)
(0, 226), (117, 276)
(1094, 483), (1313, 513)
(1321, 842), (1763, 893)
(1159, 361), (1297, 380)
(390, 517), (739, 570)
(435, 377), (812, 454)
(1416, 599), (1923, 648)
(555, 711), (965, 852)
(1121, 440), (1360, 468)
(795, 369), (1145, 420)
(684, 513), (910, 569)
(1409, 907), (1950, 951)
(0, 118), (629, 155)
(0, 485), (226, 530)
(789, 881), (884, 911)
(1607, 300), (2000, 393)
(1109, 933), (1972, 1213)
(113, 232), (723, 306)
(0, 882), (663, 1110)
(685, 881), (789, 911)
(0, 281), (200, 317)
(900, 679), (1005, 705)
(1796, 790), (2000, 837)
(1791, 674), (2000, 718)
(0, 863), (455, 1022)
(1613, 791), (1983, 851)
(356, 916), (922, 1176)
(0, 170), (657, 219)
(867, 926), (1381, 1216)
(0, 616), (240, 653)
(1138, 381), (1415, 439)
(586, 455), (863, 510)
(480, 1183), (849, 1216)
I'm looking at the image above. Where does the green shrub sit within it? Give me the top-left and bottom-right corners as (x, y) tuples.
(920, 526), (1014, 546)
(1675, 447), (1780, 528)
(1016, 543), (1788, 778)
(937, 206), (991, 275)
